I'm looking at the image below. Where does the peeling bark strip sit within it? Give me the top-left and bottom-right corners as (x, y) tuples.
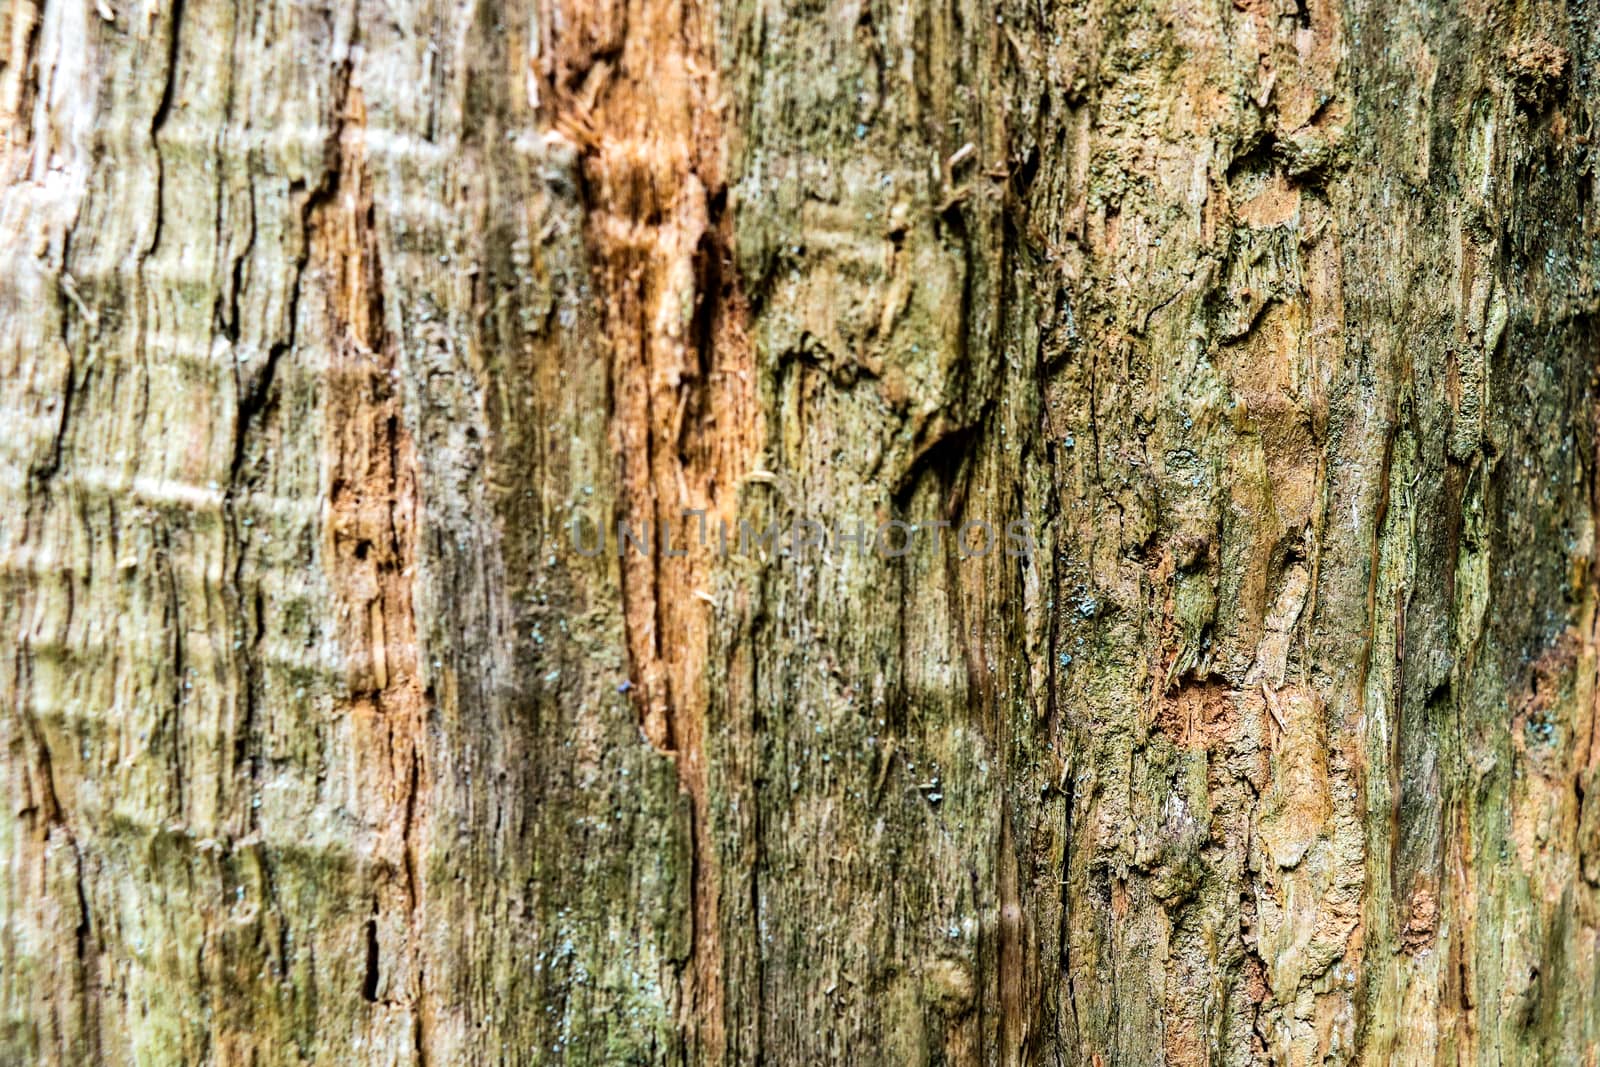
(543, 0), (758, 747)
(539, 0), (759, 1052)
(4, 0), (1600, 1061)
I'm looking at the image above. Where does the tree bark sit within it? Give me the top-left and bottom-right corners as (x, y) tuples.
(1, 0), (1597, 1062)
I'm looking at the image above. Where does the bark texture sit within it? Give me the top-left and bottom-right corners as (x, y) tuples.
(1, 0), (1599, 1062)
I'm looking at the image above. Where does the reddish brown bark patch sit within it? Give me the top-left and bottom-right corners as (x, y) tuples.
(539, 0), (760, 1055)
(310, 82), (431, 1037)
(1154, 680), (1238, 752)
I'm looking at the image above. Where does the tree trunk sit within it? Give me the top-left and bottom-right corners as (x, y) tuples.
(1, 0), (1597, 1061)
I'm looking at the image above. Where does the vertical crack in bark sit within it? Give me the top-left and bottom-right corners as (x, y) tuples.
(541, 0), (758, 1053)
(144, 0), (185, 259)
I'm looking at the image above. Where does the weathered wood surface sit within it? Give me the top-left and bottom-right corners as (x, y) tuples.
(1, 0), (1597, 1061)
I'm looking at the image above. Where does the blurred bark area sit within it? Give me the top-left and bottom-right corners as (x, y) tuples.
(1, 0), (1598, 1061)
